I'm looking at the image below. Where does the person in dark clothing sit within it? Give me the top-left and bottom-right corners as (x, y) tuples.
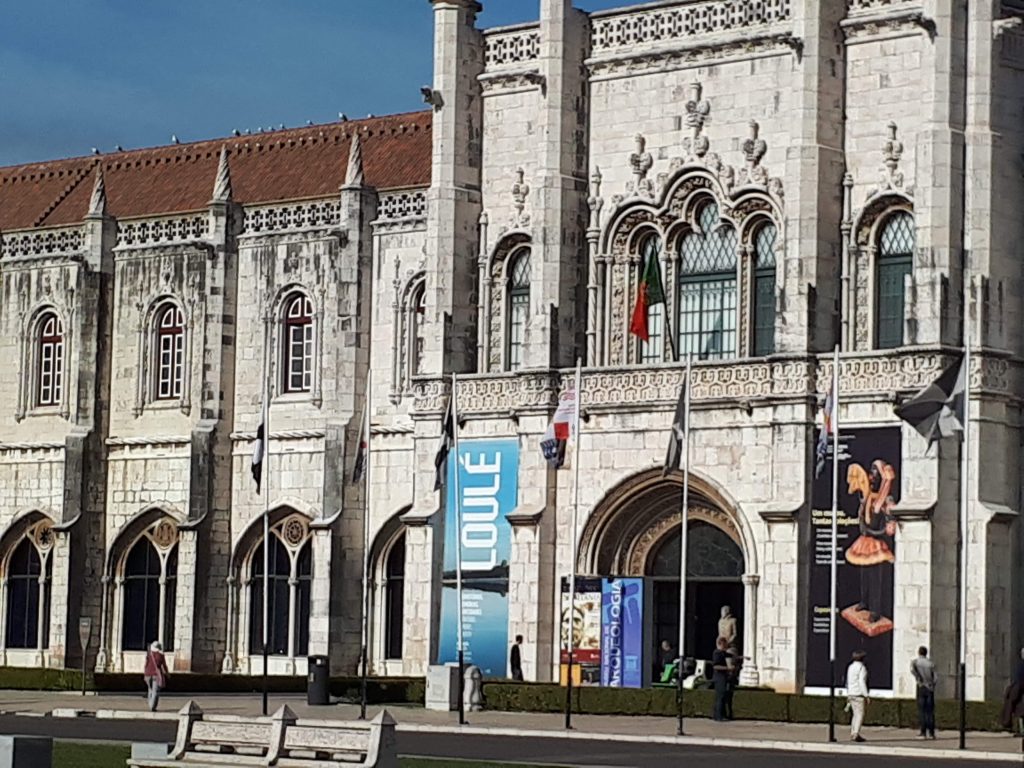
(659, 639), (676, 677)
(1003, 647), (1024, 733)
(510, 635), (524, 681)
(711, 637), (730, 722)
(724, 644), (742, 720)
(910, 646), (936, 739)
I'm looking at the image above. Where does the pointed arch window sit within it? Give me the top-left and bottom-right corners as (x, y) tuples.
(155, 303), (185, 400)
(5, 535), (52, 650)
(36, 313), (64, 407)
(506, 248), (531, 371)
(638, 235), (666, 364)
(122, 534), (177, 652)
(283, 293), (313, 393)
(678, 202), (737, 360)
(248, 517), (312, 658)
(875, 212), (914, 350)
(384, 533), (405, 660)
(752, 223), (777, 357)
(410, 282), (426, 378)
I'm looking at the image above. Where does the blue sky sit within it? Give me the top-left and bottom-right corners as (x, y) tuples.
(0, 0), (639, 167)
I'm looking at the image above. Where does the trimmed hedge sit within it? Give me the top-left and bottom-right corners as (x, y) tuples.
(482, 681), (1009, 733)
(0, 667), (424, 704)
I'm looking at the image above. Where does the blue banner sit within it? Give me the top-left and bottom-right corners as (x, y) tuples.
(437, 438), (519, 677)
(600, 578), (644, 688)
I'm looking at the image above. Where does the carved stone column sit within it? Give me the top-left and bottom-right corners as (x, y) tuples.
(739, 573), (760, 687)
(221, 574), (236, 674)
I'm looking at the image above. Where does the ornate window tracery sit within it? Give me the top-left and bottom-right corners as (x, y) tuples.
(391, 271), (426, 402)
(505, 247), (531, 371)
(678, 202), (738, 360)
(3, 521), (54, 650)
(247, 514), (312, 658)
(283, 293), (314, 393)
(36, 313), (64, 407)
(875, 211), (914, 350)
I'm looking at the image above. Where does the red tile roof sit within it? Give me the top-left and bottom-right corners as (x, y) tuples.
(0, 111), (432, 232)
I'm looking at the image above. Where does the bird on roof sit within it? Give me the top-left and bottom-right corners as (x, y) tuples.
(338, 112), (348, 122)
(115, 145), (123, 152)
(91, 148), (100, 155)
(232, 129), (241, 136)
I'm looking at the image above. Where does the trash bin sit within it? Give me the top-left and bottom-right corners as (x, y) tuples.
(307, 655), (330, 705)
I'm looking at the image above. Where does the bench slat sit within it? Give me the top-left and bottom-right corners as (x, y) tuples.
(284, 725), (368, 754)
(191, 720), (272, 748)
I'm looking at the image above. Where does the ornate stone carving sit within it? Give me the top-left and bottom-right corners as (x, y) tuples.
(626, 135), (655, 200)
(625, 505), (740, 576)
(588, 167), (604, 232)
(736, 120), (782, 199)
(683, 82), (712, 161)
(212, 147), (232, 203)
(376, 190), (427, 225)
(0, 227), (85, 259)
(152, 520), (178, 550)
(869, 121), (907, 195)
(344, 134), (364, 188)
(509, 168), (531, 230)
(88, 165), (107, 217)
(281, 514), (308, 548)
(241, 200), (340, 235)
(590, 0), (793, 52)
(118, 215), (210, 247)
(484, 27), (541, 69)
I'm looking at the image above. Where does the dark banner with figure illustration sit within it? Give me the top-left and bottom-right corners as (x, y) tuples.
(808, 427), (901, 690)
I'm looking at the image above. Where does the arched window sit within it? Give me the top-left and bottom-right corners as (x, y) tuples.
(5, 537), (51, 649)
(283, 293), (313, 393)
(506, 248), (531, 371)
(384, 534), (405, 660)
(678, 202), (737, 360)
(752, 223), (777, 357)
(122, 536), (177, 651)
(155, 303), (185, 400)
(410, 282), (426, 378)
(638, 235), (666, 364)
(249, 527), (312, 658)
(36, 313), (64, 407)
(875, 212), (914, 349)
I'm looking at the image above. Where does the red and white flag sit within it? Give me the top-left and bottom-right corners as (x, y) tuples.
(540, 389), (576, 469)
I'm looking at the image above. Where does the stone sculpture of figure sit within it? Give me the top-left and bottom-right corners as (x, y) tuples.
(718, 605), (737, 647)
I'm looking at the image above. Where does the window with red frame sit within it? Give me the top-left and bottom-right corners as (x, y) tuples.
(37, 313), (64, 407)
(284, 294), (313, 393)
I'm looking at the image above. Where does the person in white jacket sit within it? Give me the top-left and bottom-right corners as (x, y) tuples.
(845, 650), (870, 742)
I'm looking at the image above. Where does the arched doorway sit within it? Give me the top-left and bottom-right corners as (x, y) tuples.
(648, 521), (744, 663)
(577, 468), (758, 684)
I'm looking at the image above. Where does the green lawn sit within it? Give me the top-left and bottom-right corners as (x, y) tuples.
(52, 741), (566, 768)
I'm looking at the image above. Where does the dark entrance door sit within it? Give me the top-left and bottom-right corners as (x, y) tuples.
(647, 520), (745, 678)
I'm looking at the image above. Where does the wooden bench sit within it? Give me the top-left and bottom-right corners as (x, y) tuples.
(128, 701), (398, 768)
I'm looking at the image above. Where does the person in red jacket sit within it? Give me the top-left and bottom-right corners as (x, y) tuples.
(143, 641), (170, 711)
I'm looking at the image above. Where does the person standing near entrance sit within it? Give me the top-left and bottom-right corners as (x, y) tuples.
(509, 635), (524, 681)
(845, 650), (869, 742)
(143, 641), (170, 712)
(711, 637), (730, 721)
(910, 646), (936, 739)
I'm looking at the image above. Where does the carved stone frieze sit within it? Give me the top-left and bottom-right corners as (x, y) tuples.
(375, 190), (428, 232)
(484, 27), (541, 69)
(241, 200), (340, 235)
(117, 215), (209, 247)
(0, 227), (85, 260)
(411, 371), (559, 415)
(479, 70), (544, 96)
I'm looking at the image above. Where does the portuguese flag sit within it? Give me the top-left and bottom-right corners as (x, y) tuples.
(629, 247), (666, 341)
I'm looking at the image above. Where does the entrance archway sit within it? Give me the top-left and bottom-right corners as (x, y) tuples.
(577, 468), (759, 684)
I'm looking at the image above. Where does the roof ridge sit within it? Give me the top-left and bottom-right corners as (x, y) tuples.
(34, 161), (97, 228)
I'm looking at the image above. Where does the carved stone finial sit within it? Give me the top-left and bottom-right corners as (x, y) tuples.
(627, 136), (654, 199)
(88, 164), (106, 217)
(588, 166), (604, 229)
(683, 82), (712, 160)
(507, 167), (530, 229)
(737, 120), (771, 188)
(212, 146), (232, 203)
(345, 133), (365, 187)
(876, 121), (905, 192)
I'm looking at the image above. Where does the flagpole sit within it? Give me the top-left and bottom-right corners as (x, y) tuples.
(261, 320), (270, 717)
(828, 343), (839, 743)
(676, 352), (691, 736)
(958, 281), (970, 750)
(565, 360), (583, 730)
(359, 371), (372, 720)
(451, 372), (466, 726)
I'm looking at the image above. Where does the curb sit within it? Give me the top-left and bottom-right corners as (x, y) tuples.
(32, 708), (1022, 763)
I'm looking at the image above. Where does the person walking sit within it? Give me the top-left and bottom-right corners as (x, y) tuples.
(845, 650), (869, 742)
(711, 637), (730, 722)
(143, 641), (170, 712)
(724, 644), (742, 720)
(910, 646), (937, 739)
(509, 634), (524, 681)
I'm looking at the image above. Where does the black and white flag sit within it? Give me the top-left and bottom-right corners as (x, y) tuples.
(433, 394), (455, 492)
(663, 382), (687, 477)
(251, 422), (265, 494)
(894, 353), (966, 447)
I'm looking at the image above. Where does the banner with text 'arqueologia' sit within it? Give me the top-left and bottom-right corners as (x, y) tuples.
(437, 439), (519, 676)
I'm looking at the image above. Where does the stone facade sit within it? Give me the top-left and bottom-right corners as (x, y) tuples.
(0, 0), (1022, 701)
